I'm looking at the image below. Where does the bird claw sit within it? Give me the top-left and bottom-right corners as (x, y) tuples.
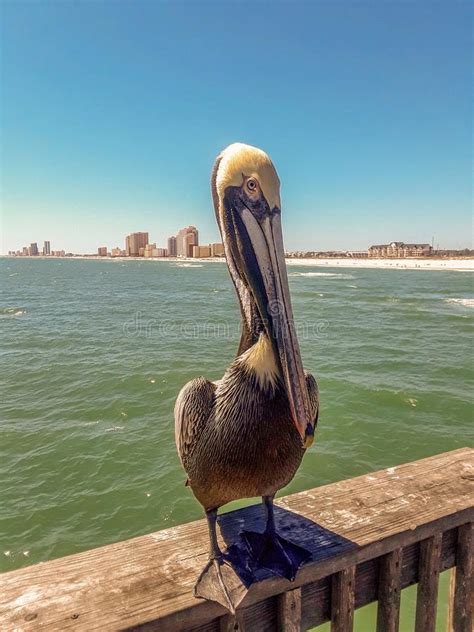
(194, 555), (248, 614)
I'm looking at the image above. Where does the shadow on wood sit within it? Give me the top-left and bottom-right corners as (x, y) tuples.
(194, 503), (357, 611)
(0, 448), (472, 632)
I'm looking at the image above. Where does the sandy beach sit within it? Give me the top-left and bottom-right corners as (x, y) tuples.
(90, 255), (474, 271)
(284, 257), (474, 271)
(4, 255), (473, 271)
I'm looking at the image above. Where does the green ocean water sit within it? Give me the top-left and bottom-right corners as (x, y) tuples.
(1, 257), (473, 629)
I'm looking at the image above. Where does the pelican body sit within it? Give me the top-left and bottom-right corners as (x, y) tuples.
(175, 143), (319, 611)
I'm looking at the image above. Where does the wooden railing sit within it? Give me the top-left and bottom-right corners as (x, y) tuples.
(1, 448), (472, 631)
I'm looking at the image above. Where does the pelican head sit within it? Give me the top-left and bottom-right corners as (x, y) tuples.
(211, 142), (312, 444)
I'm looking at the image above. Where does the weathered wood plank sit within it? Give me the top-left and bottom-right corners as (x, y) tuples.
(331, 566), (355, 632)
(414, 533), (442, 632)
(238, 597), (277, 632)
(376, 548), (402, 632)
(447, 568), (455, 632)
(0, 448), (472, 632)
(209, 528), (459, 632)
(277, 587), (302, 632)
(450, 523), (473, 632)
(218, 611), (245, 632)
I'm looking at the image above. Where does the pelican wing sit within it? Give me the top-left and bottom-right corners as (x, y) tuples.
(174, 376), (216, 467)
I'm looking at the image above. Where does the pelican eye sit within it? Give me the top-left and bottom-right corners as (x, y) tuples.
(246, 178), (258, 193)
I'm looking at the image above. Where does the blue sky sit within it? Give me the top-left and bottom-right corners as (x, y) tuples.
(1, 1), (472, 253)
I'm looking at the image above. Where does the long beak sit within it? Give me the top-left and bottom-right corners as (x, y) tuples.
(230, 206), (312, 443)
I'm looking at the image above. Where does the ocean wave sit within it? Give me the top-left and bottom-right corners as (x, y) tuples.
(0, 307), (26, 317)
(445, 298), (474, 309)
(289, 272), (353, 279)
(173, 263), (203, 268)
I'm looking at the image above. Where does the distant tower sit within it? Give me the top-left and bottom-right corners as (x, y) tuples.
(29, 243), (39, 256)
(176, 226), (199, 257)
(125, 232), (149, 256)
(43, 240), (51, 255)
(167, 236), (177, 257)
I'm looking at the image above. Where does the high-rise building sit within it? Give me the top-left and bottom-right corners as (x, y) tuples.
(192, 245), (211, 258)
(98, 246), (108, 256)
(167, 236), (177, 257)
(29, 243), (39, 256)
(43, 240), (51, 255)
(144, 243), (157, 258)
(176, 226), (198, 257)
(22, 246), (28, 256)
(125, 232), (149, 256)
(211, 243), (225, 257)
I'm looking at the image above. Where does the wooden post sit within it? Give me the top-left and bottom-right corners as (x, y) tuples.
(0, 449), (472, 632)
(376, 548), (403, 632)
(331, 566), (356, 632)
(415, 533), (442, 632)
(449, 523), (473, 632)
(446, 568), (455, 632)
(219, 611), (245, 632)
(278, 587), (302, 632)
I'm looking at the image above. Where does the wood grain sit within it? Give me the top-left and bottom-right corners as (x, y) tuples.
(415, 533), (442, 632)
(277, 587), (301, 632)
(0, 448), (472, 632)
(330, 566), (355, 632)
(376, 548), (402, 632)
(450, 523), (473, 632)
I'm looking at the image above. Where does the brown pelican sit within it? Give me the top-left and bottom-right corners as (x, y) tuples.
(175, 143), (319, 612)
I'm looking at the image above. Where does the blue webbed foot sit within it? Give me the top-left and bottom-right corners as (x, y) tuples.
(242, 530), (311, 581)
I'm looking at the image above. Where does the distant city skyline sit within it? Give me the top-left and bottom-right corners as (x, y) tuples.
(9, 225), (229, 259)
(2, 2), (472, 254)
(8, 229), (472, 260)
(5, 220), (473, 257)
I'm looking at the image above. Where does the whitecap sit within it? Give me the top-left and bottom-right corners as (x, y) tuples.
(445, 298), (474, 309)
(289, 272), (353, 279)
(0, 308), (26, 317)
(173, 263), (203, 268)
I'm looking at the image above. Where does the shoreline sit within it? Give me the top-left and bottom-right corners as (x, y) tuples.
(285, 257), (474, 271)
(2, 255), (473, 271)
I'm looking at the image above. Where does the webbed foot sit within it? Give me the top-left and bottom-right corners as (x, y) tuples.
(242, 530), (311, 581)
(194, 555), (248, 614)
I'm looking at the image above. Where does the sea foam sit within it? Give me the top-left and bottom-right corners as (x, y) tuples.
(289, 272), (353, 279)
(173, 263), (203, 268)
(0, 308), (26, 317)
(445, 298), (474, 309)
